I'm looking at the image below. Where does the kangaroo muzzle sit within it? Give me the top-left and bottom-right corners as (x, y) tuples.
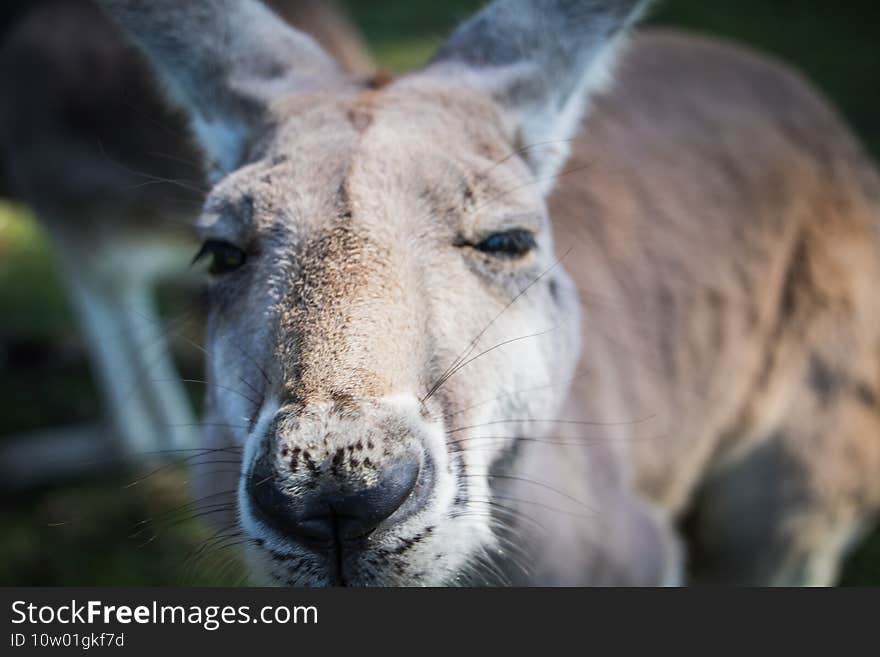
(242, 397), (437, 566)
(248, 450), (424, 548)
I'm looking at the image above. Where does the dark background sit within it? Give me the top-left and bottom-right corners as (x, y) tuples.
(0, 0), (878, 585)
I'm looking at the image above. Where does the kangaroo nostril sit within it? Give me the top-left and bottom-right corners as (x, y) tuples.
(247, 452), (423, 547)
(246, 459), (312, 540)
(330, 453), (420, 539)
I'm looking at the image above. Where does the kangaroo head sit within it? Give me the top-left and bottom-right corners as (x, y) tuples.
(100, 0), (646, 585)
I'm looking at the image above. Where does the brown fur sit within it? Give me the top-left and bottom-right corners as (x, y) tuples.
(554, 30), (880, 582)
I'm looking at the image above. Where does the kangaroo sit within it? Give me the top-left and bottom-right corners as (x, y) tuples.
(95, 0), (880, 586)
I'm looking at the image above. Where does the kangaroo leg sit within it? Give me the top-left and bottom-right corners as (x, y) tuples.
(50, 233), (161, 457)
(112, 245), (197, 453)
(46, 219), (196, 458)
(686, 384), (880, 586)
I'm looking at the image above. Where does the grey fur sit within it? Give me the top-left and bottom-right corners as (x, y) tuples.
(96, 0), (346, 175)
(428, 0), (649, 181)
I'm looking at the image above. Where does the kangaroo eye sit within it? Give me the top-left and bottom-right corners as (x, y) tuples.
(192, 239), (247, 275)
(474, 229), (536, 258)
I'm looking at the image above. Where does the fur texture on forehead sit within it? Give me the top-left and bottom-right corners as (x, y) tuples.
(203, 79), (557, 407)
(204, 76), (548, 277)
(263, 77), (518, 159)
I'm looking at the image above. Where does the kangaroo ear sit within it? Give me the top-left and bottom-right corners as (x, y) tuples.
(96, 0), (347, 179)
(426, 0), (648, 193)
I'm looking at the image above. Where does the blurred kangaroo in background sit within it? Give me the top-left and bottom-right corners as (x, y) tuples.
(0, 0), (373, 476)
(57, 0), (880, 585)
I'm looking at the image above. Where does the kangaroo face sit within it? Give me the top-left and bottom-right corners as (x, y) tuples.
(99, 0), (646, 585)
(198, 83), (580, 584)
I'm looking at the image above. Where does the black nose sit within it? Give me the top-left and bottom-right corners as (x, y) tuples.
(248, 453), (421, 546)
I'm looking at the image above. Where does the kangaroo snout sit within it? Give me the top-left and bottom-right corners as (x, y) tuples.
(248, 450), (423, 547)
(241, 396), (442, 572)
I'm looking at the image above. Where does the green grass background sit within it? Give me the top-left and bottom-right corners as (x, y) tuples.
(0, 0), (878, 585)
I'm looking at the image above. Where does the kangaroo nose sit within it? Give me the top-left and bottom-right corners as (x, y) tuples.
(248, 453), (421, 545)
